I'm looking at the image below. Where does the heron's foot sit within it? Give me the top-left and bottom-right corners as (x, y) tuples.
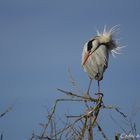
(95, 92), (104, 99)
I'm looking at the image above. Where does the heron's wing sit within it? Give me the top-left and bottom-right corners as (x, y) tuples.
(94, 45), (109, 79)
(95, 45), (109, 68)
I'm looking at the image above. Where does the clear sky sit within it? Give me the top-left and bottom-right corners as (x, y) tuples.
(0, 0), (140, 139)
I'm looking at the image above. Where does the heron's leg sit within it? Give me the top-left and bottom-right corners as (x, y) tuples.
(97, 80), (100, 98)
(87, 79), (92, 95)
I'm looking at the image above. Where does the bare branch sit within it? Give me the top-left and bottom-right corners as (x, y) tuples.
(114, 133), (120, 140)
(115, 108), (127, 118)
(57, 88), (97, 102)
(67, 67), (81, 93)
(0, 134), (3, 140)
(0, 106), (13, 118)
(96, 122), (109, 140)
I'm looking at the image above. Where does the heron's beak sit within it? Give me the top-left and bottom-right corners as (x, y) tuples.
(82, 52), (90, 66)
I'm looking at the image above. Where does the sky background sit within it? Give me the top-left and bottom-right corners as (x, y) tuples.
(0, 0), (140, 139)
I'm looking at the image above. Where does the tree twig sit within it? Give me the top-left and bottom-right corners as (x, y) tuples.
(0, 106), (13, 118)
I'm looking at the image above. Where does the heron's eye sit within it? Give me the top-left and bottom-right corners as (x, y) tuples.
(87, 39), (94, 52)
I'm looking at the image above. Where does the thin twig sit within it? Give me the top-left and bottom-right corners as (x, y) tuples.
(115, 108), (127, 118)
(0, 134), (3, 140)
(110, 114), (128, 134)
(0, 106), (13, 118)
(96, 122), (109, 140)
(80, 117), (88, 139)
(57, 88), (97, 102)
(114, 133), (120, 140)
(67, 67), (81, 93)
(51, 115), (85, 138)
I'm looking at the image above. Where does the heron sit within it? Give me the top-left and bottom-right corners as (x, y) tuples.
(81, 25), (123, 97)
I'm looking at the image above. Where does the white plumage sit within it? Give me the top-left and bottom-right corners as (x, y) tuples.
(81, 26), (123, 94)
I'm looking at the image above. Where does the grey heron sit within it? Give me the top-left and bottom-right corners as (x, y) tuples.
(81, 25), (123, 97)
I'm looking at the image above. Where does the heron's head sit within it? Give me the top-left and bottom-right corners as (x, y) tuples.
(82, 25), (124, 66)
(95, 26), (118, 51)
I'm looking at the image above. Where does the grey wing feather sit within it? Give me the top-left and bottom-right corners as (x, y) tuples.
(94, 45), (109, 80)
(95, 45), (109, 68)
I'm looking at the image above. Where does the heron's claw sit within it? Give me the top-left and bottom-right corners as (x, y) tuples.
(95, 93), (104, 98)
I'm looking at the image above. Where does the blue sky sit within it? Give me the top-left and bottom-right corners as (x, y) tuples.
(0, 0), (140, 139)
